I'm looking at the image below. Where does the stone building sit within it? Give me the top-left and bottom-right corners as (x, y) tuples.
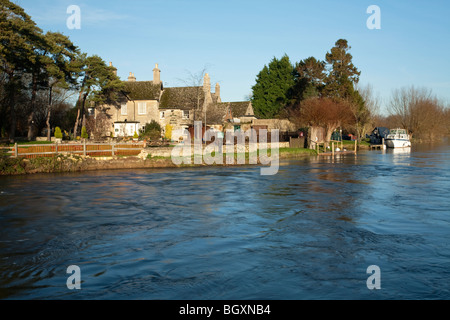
(98, 63), (256, 139)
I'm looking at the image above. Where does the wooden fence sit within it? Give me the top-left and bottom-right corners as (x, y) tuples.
(0, 141), (145, 159)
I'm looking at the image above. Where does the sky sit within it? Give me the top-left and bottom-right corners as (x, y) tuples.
(15, 0), (450, 114)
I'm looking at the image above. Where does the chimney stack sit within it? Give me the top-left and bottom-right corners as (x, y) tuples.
(127, 72), (136, 82)
(203, 73), (212, 106)
(109, 62), (117, 76)
(215, 82), (221, 103)
(203, 73), (211, 93)
(153, 63), (161, 85)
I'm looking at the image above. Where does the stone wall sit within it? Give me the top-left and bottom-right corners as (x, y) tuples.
(251, 119), (297, 131)
(148, 142), (290, 157)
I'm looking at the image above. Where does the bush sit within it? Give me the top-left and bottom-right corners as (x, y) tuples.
(133, 131), (139, 139)
(141, 120), (161, 140)
(54, 127), (63, 139)
(81, 126), (88, 139)
(165, 124), (173, 141)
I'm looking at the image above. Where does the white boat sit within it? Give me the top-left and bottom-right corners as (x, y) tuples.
(385, 128), (411, 148)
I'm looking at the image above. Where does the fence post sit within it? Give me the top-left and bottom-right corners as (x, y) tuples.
(14, 143), (18, 158)
(354, 139), (357, 152)
(56, 142), (58, 155)
(332, 142), (335, 156)
(83, 140), (86, 156)
(112, 142), (115, 157)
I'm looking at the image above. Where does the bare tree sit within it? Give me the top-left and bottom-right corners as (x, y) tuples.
(353, 83), (381, 140)
(294, 97), (354, 147)
(388, 86), (446, 140)
(177, 66), (210, 123)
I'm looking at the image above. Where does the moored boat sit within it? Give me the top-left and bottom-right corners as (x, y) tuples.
(385, 128), (411, 148)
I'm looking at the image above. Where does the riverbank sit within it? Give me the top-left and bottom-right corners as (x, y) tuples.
(0, 147), (318, 176)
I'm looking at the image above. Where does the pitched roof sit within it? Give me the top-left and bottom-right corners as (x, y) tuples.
(216, 101), (253, 118)
(159, 86), (206, 110)
(206, 103), (228, 125)
(122, 81), (162, 101)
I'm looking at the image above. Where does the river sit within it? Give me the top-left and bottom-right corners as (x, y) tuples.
(1, 141), (449, 300)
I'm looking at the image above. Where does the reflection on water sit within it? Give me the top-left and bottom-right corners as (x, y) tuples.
(0, 141), (449, 299)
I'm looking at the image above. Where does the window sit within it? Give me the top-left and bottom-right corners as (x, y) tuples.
(121, 103), (127, 115)
(138, 102), (146, 115)
(160, 111), (165, 119)
(182, 110), (190, 119)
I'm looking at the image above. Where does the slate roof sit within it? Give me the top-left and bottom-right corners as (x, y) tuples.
(216, 101), (253, 118)
(159, 86), (206, 110)
(205, 103), (228, 125)
(121, 81), (163, 101)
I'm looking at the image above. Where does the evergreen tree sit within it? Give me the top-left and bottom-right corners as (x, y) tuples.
(73, 54), (123, 137)
(0, 0), (43, 141)
(291, 57), (327, 105)
(81, 125), (88, 139)
(323, 39), (361, 99)
(251, 55), (295, 119)
(43, 31), (80, 141)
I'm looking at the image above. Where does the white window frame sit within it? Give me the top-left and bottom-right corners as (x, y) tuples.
(121, 103), (127, 115)
(182, 110), (190, 119)
(138, 102), (146, 115)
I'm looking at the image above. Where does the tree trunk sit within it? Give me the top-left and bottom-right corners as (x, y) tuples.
(80, 92), (88, 131)
(73, 108), (80, 138)
(7, 76), (17, 143)
(46, 86), (53, 141)
(8, 92), (16, 143)
(27, 74), (38, 141)
(325, 124), (339, 149)
(73, 90), (84, 138)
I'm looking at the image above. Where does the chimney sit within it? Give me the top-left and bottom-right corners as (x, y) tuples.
(109, 62), (117, 76)
(153, 63), (161, 85)
(215, 82), (221, 103)
(128, 72), (136, 82)
(203, 73), (211, 93)
(203, 73), (212, 106)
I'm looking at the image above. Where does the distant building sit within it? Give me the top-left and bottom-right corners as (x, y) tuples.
(96, 63), (256, 138)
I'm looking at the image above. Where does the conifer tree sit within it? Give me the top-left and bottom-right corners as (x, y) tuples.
(251, 55), (295, 119)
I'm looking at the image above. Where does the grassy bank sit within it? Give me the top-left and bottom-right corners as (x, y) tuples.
(0, 147), (318, 176)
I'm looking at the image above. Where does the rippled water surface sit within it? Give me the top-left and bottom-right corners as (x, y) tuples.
(1, 142), (449, 299)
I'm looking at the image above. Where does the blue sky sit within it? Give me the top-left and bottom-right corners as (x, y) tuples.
(17, 0), (450, 114)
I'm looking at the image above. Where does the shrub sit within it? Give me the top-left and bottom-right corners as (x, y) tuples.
(165, 124), (173, 141)
(133, 131), (139, 139)
(141, 120), (161, 140)
(81, 126), (88, 139)
(54, 127), (63, 139)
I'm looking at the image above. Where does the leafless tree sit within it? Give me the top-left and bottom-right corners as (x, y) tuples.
(388, 86), (447, 140)
(177, 66), (210, 123)
(293, 97), (354, 147)
(353, 84), (381, 139)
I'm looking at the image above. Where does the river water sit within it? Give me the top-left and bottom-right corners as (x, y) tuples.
(0, 141), (449, 300)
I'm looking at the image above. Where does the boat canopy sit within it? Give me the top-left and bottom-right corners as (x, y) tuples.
(389, 129), (407, 135)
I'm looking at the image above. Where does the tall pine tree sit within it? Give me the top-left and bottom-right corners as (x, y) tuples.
(251, 54), (295, 119)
